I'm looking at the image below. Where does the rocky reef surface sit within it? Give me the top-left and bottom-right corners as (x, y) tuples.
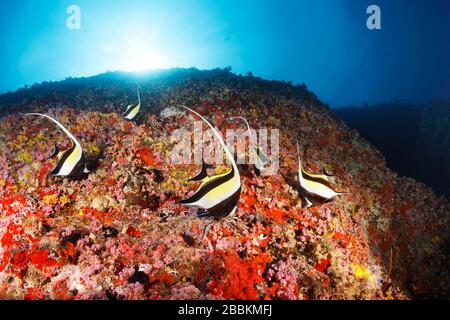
(0, 68), (448, 299)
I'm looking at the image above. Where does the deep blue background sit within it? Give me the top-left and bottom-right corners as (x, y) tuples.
(0, 0), (449, 107)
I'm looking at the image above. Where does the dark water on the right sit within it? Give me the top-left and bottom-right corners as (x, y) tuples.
(335, 102), (450, 198)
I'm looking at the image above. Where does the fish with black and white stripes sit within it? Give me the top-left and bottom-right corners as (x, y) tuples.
(123, 86), (141, 121)
(24, 113), (91, 179)
(179, 106), (242, 219)
(296, 140), (346, 207)
(232, 116), (271, 175)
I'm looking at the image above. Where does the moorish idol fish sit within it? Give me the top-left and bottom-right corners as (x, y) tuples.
(178, 105), (241, 219)
(296, 140), (345, 206)
(232, 116), (270, 173)
(123, 86), (141, 121)
(24, 113), (90, 178)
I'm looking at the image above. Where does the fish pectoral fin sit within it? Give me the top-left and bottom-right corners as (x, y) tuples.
(188, 160), (209, 181)
(49, 143), (59, 158)
(50, 166), (60, 176)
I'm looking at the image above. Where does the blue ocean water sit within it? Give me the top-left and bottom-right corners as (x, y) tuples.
(0, 0), (449, 107)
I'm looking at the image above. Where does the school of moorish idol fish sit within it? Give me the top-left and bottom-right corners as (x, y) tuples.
(21, 97), (346, 220)
(0, 69), (448, 299)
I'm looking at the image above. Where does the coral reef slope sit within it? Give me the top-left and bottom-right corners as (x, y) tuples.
(0, 69), (448, 299)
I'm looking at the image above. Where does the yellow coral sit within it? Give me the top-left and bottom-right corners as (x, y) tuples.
(43, 194), (59, 205)
(43, 194), (72, 206)
(432, 235), (440, 244)
(385, 286), (394, 300)
(352, 263), (375, 286)
(300, 111), (311, 121)
(152, 141), (165, 152)
(18, 171), (31, 188)
(59, 195), (71, 206)
(85, 141), (100, 154)
(35, 133), (46, 140)
(16, 151), (32, 163)
(215, 165), (229, 175)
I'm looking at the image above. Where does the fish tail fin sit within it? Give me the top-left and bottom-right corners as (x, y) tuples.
(188, 159), (208, 181)
(49, 143), (59, 158)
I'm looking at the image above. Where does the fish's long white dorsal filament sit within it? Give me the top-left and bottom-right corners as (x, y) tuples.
(232, 116), (254, 144)
(24, 113), (81, 148)
(232, 115), (265, 168)
(137, 87), (141, 104)
(296, 140), (302, 182)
